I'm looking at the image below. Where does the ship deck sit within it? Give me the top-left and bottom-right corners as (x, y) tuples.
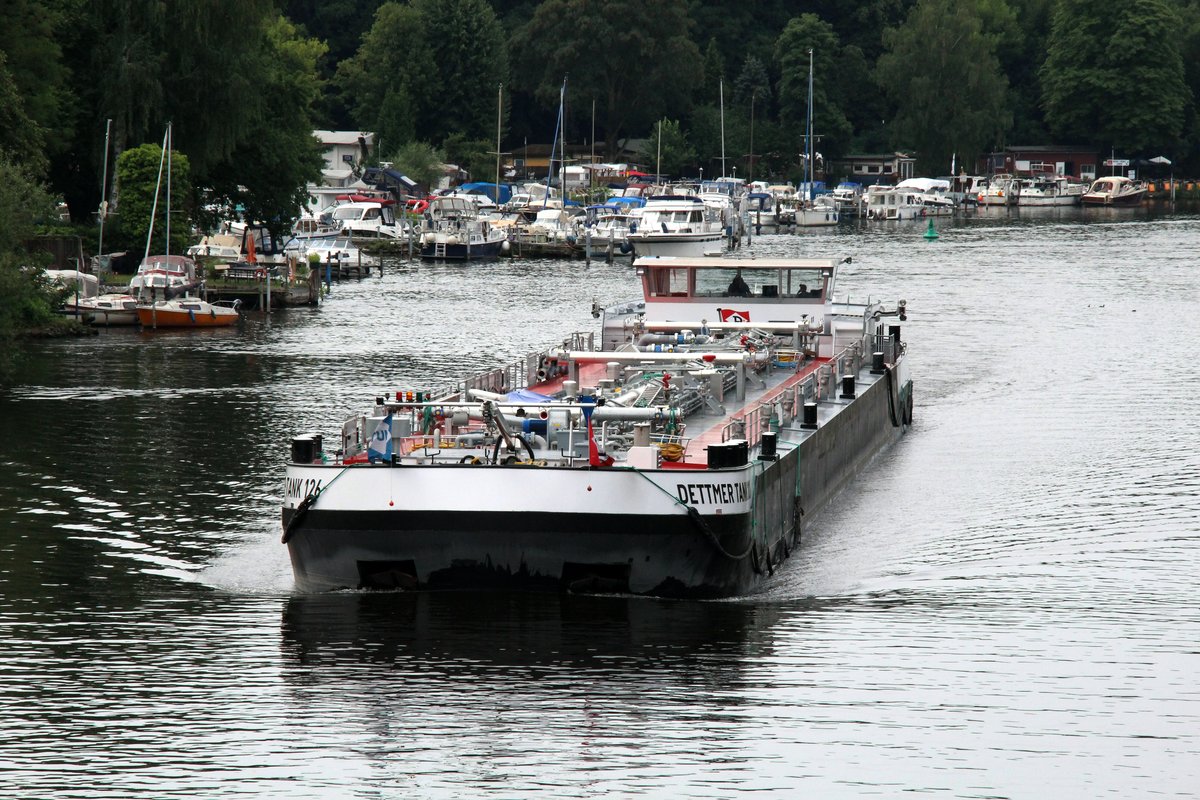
(679, 357), (827, 462)
(530, 354), (830, 466)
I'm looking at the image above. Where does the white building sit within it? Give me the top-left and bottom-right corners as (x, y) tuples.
(314, 130), (374, 178)
(305, 130), (376, 218)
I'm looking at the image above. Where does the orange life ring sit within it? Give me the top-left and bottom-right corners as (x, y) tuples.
(255, 268), (266, 280)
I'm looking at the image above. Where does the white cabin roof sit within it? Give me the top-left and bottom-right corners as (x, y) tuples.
(634, 256), (842, 273)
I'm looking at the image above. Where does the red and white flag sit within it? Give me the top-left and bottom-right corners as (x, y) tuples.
(718, 308), (750, 323)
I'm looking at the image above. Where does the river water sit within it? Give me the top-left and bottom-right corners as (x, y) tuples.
(2, 207), (1198, 798)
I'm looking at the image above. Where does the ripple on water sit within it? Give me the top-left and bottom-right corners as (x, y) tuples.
(1, 216), (1199, 798)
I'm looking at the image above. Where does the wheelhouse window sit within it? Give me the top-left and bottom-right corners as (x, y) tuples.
(646, 267), (690, 297)
(691, 267), (825, 299)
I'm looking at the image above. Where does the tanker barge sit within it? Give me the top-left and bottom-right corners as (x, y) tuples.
(281, 255), (912, 597)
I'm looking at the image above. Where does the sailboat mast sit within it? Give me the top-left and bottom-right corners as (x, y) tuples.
(656, 119), (662, 187)
(559, 77), (567, 200)
(543, 77), (566, 208)
(98, 118), (112, 257)
(495, 83), (502, 204)
(806, 49), (813, 202)
(165, 121), (172, 257)
(144, 125), (170, 262)
(719, 79), (726, 178)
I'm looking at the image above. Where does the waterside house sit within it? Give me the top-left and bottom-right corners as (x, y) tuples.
(305, 130), (377, 216)
(977, 146), (1099, 181)
(828, 153), (917, 186)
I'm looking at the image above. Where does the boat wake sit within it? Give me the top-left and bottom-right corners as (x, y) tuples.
(199, 530), (295, 595)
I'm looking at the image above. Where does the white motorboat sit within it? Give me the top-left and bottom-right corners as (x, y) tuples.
(627, 195), (727, 257)
(830, 182), (865, 217)
(865, 179), (954, 220)
(288, 235), (380, 270)
(584, 203), (641, 257)
(1082, 176), (1147, 206)
(1015, 176), (1085, 206)
(128, 255), (201, 300)
(328, 195), (405, 238)
(976, 174), (1021, 206)
(74, 293), (140, 326)
(419, 196), (508, 260)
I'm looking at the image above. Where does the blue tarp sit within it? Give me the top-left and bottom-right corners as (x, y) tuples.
(505, 388), (556, 404)
(459, 182), (513, 204)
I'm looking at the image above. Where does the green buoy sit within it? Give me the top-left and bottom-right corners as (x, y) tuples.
(923, 219), (939, 240)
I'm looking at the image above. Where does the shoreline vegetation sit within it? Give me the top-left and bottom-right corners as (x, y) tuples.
(4, 0), (1200, 382)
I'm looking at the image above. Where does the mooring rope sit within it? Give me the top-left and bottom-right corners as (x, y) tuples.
(630, 469), (758, 562)
(280, 464), (353, 544)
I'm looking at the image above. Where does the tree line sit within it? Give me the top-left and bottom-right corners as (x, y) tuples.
(1, 0), (1194, 379)
(2, 0), (1197, 241)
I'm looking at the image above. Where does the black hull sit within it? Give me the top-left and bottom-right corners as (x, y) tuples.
(283, 507), (771, 598)
(419, 240), (505, 261)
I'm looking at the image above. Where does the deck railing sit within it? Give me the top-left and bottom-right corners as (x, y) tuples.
(720, 332), (876, 447)
(458, 332), (596, 398)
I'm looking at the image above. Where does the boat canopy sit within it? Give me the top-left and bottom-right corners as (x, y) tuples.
(459, 182), (513, 204)
(896, 178), (950, 192)
(606, 196), (646, 209)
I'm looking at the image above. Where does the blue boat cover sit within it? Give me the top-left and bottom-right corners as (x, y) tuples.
(459, 182), (513, 204)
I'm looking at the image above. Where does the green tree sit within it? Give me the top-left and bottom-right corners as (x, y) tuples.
(336, 0), (507, 148)
(159, 0), (282, 176)
(775, 15), (855, 161)
(1000, 0), (1053, 142)
(284, 0), (390, 127)
(512, 0), (701, 158)
(389, 141), (445, 190)
(700, 38), (726, 104)
(1041, 0), (1190, 153)
(0, 155), (59, 384)
(411, 0), (510, 145)
(638, 119), (697, 178)
(0, 0), (74, 159)
(334, 3), (434, 149)
(114, 143), (193, 256)
(442, 133), (494, 184)
(878, 0), (1011, 175)
(50, 1), (320, 229)
(200, 16), (326, 238)
(0, 52), (46, 171)
(732, 55), (771, 110)
(1177, 1), (1200, 168)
